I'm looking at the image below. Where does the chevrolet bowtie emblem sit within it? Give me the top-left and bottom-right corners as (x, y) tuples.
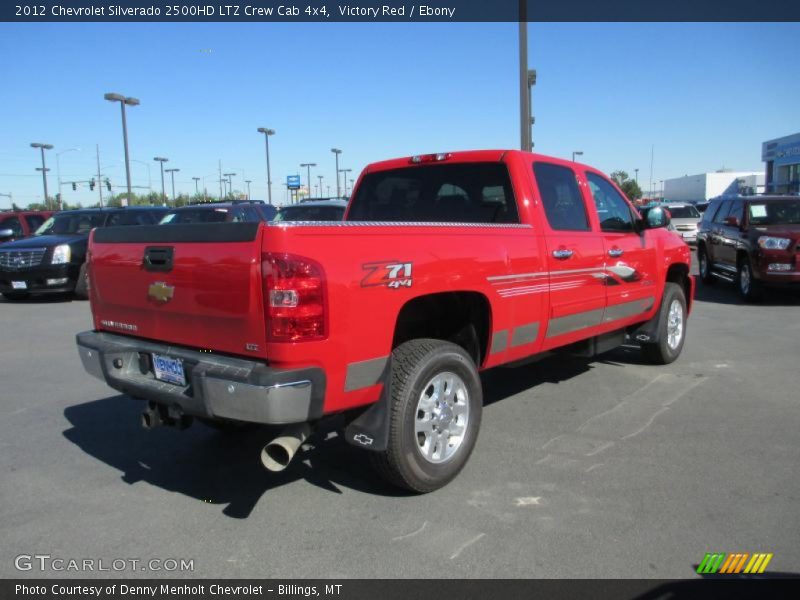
(148, 281), (174, 303)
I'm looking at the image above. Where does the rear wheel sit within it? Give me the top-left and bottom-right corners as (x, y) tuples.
(641, 282), (687, 365)
(371, 339), (482, 493)
(697, 246), (714, 284)
(737, 257), (762, 302)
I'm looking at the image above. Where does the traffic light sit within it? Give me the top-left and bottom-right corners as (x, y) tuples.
(105, 178), (111, 192)
(89, 178), (95, 191)
(71, 182), (77, 191)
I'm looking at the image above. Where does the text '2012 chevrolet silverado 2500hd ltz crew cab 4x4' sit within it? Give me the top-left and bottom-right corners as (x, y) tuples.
(76, 150), (694, 492)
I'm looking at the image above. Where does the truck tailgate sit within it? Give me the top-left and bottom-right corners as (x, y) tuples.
(88, 222), (268, 359)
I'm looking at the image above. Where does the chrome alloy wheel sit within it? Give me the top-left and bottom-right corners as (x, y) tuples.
(739, 263), (751, 295)
(666, 299), (684, 350)
(414, 371), (469, 464)
(699, 251), (708, 278)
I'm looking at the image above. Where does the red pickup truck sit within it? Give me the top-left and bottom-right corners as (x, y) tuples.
(76, 150), (693, 492)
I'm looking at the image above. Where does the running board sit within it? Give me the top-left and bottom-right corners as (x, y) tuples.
(711, 270), (735, 282)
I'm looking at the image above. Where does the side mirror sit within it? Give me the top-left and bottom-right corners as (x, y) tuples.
(0, 228), (15, 242)
(644, 206), (670, 229)
(724, 216), (740, 227)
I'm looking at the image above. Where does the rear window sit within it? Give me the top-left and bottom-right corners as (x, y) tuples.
(160, 208), (230, 224)
(274, 205), (345, 222)
(107, 211), (158, 226)
(35, 212), (105, 235)
(347, 163), (519, 223)
(666, 205), (700, 219)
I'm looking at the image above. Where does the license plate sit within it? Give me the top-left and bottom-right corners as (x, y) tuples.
(152, 353), (186, 386)
(11, 281), (27, 290)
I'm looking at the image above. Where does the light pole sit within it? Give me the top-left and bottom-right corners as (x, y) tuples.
(257, 127), (275, 205)
(224, 172), (236, 198)
(245, 179), (252, 199)
(192, 177), (200, 197)
(104, 92), (139, 207)
(154, 157), (168, 203)
(30, 143), (53, 210)
(317, 175), (324, 198)
(130, 159), (152, 196)
(518, 2), (529, 152)
(528, 69), (536, 150)
(165, 168), (180, 203)
(331, 148), (342, 197)
(340, 168), (352, 195)
(572, 151), (583, 162)
(55, 147), (80, 210)
(300, 163), (316, 199)
(635, 168), (639, 184)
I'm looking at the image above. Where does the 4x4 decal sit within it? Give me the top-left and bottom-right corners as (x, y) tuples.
(361, 261), (413, 289)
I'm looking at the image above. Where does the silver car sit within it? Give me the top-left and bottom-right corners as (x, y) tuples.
(663, 203), (701, 244)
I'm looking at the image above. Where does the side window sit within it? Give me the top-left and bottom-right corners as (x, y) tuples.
(727, 200), (744, 224)
(585, 173), (635, 232)
(701, 200), (719, 224)
(1, 216), (23, 237)
(533, 162), (590, 231)
(24, 215), (46, 231)
(713, 202), (732, 224)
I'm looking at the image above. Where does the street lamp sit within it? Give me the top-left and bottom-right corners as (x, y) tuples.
(257, 127), (275, 205)
(104, 92), (139, 207)
(340, 168), (352, 196)
(317, 175), (324, 198)
(528, 69), (537, 150)
(331, 148), (342, 197)
(154, 157), (168, 203)
(30, 143), (53, 210)
(634, 168), (639, 184)
(165, 168), (180, 203)
(300, 163), (316, 198)
(192, 177), (200, 196)
(572, 151), (583, 162)
(223, 172), (236, 198)
(55, 147), (80, 210)
(245, 179), (252, 199)
(130, 159), (152, 195)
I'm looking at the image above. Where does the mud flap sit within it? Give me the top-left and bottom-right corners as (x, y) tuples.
(629, 293), (666, 345)
(343, 357), (392, 452)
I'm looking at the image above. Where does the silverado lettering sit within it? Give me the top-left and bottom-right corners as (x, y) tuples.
(76, 150), (693, 493)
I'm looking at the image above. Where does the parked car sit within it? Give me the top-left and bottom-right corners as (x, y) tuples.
(160, 200), (275, 224)
(76, 150), (692, 492)
(0, 206), (167, 301)
(661, 203), (701, 244)
(0, 210), (52, 243)
(696, 195), (800, 300)
(273, 199), (347, 222)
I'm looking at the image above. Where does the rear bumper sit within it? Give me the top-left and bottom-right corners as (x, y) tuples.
(0, 264), (79, 294)
(76, 331), (326, 425)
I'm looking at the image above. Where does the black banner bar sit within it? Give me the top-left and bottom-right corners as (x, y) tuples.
(4, 579), (800, 600)
(3, 0), (800, 23)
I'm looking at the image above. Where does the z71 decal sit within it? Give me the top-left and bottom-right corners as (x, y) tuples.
(361, 261), (413, 289)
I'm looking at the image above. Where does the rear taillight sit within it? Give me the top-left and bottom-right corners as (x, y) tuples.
(262, 253), (327, 342)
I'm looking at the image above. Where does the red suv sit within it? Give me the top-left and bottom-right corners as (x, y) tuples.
(0, 210), (53, 243)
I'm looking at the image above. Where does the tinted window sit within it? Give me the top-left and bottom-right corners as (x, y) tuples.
(35, 212), (105, 235)
(666, 205), (700, 219)
(348, 163), (519, 223)
(712, 201), (733, 224)
(275, 205), (346, 222)
(160, 208), (230, 224)
(534, 163), (589, 231)
(586, 173), (635, 232)
(107, 211), (156, 226)
(1, 216), (23, 237)
(726, 200), (744, 224)
(24, 215), (46, 230)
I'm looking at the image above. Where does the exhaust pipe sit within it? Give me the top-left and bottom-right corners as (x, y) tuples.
(141, 402), (193, 430)
(261, 423), (312, 472)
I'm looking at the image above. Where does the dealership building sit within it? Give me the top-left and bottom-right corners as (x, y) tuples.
(662, 170), (764, 203)
(762, 132), (800, 194)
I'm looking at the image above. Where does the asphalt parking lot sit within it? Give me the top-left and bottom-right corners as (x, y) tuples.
(1, 253), (799, 580)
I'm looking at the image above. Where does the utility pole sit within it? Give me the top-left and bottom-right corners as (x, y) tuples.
(192, 177), (200, 196)
(518, 0), (530, 152)
(218, 160), (223, 200)
(97, 145), (105, 207)
(165, 168), (180, 203)
(245, 179), (252, 199)
(317, 175), (324, 198)
(30, 143), (53, 210)
(331, 148), (342, 197)
(154, 157), (168, 204)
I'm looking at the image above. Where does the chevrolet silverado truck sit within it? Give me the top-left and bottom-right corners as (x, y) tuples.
(76, 151), (693, 492)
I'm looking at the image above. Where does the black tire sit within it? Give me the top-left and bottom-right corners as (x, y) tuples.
(640, 282), (687, 365)
(74, 263), (89, 300)
(1, 292), (30, 302)
(737, 256), (762, 302)
(697, 245), (714, 284)
(371, 339), (482, 493)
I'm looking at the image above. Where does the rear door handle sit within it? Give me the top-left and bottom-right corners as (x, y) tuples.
(552, 249), (573, 260)
(608, 248), (624, 257)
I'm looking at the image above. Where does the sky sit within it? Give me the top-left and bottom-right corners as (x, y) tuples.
(1, 21), (798, 208)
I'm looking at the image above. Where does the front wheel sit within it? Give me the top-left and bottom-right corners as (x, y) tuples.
(697, 246), (714, 284)
(640, 282), (687, 365)
(371, 339), (482, 493)
(737, 258), (762, 302)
